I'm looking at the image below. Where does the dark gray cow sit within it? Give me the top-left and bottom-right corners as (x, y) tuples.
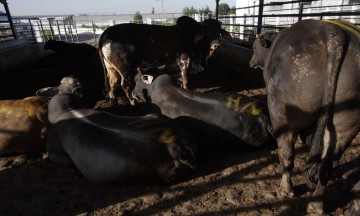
(44, 39), (97, 57)
(47, 77), (196, 184)
(251, 19), (360, 214)
(132, 67), (272, 149)
(99, 16), (232, 105)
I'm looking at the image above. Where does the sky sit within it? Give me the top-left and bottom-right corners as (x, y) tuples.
(7, 0), (236, 16)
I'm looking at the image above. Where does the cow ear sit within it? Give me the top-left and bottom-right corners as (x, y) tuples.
(260, 38), (272, 48)
(141, 75), (154, 84)
(193, 30), (204, 44)
(221, 29), (233, 41)
(137, 67), (147, 75)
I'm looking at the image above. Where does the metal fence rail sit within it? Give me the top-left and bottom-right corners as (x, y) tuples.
(218, 1), (360, 42)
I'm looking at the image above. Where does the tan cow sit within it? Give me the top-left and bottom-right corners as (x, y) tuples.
(0, 96), (49, 156)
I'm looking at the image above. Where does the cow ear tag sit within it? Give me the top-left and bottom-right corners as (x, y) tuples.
(141, 75), (154, 84)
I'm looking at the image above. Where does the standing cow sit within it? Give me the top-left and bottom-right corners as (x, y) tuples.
(47, 77), (197, 184)
(251, 19), (360, 214)
(132, 67), (272, 149)
(98, 16), (232, 105)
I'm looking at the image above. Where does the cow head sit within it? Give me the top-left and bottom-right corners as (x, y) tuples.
(249, 31), (277, 70)
(58, 77), (83, 98)
(132, 66), (177, 102)
(132, 65), (169, 102)
(200, 19), (233, 59)
(44, 39), (56, 50)
(36, 76), (83, 99)
(176, 16), (205, 45)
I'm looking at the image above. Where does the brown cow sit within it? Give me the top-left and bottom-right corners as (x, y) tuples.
(251, 19), (360, 214)
(98, 16), (232, 105)
(0, 96), (49, 156)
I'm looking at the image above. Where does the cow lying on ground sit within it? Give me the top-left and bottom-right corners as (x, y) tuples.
(0, 96), (48, 156)
(99, 16), (232, 105)
(251, 19), (360, 214)
(131, 66), (273, 149)
(44, 39), (97, 57)
(47, 77), (197, 184)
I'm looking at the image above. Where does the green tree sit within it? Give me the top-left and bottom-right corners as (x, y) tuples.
(182, 6), (198, 16)
(198, 5), (212, 16)
(133, 11), (143, 24)
(219, 3), (231, 15)
(230, 6), (236, 14)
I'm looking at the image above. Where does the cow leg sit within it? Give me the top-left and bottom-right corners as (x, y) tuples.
(178, 54), (190, 89)
(119, 72), (136, 106)
(277, 131), (296, 197)
(307, 125), (335, 215)
(106, 66), (121, 107)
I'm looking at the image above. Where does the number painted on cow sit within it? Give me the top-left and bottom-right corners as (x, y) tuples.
(159, 129), (177, 144)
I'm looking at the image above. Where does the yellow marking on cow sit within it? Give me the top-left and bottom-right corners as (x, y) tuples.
(226, 95), (263, 115)
(159, 129), (177, 144)
(226, 95), (241, 112)
(324, 20), (360, 38)
(239, 102), (263, 116)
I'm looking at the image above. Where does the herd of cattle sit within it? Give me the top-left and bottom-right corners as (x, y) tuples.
(0, 16), (359, 215)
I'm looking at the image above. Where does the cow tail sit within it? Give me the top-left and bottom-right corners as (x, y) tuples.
(304, 27), (347, 185)
(98, 37), (110, 97)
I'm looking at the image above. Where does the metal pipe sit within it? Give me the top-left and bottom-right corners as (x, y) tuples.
(2, 1), (17, 39)
(215, 0), (220, 20)
(257, 0), (264, 34)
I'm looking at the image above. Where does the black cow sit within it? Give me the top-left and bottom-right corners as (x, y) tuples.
(98, 16), (232, 105)
(44, 39), (97, 56)
(47, 77), (197, 184)
(251, 19), (360, 214)
(132, 67), (272, 149)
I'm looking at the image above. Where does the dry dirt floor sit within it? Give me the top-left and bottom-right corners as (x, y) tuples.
(0, 43), (359, 216)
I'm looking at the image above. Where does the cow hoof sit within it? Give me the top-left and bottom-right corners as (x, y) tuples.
(129, 99), (136, 106)
(304, 162), (320, 190)
(278, 188), (294, 198)
(307, 201), (324, 215)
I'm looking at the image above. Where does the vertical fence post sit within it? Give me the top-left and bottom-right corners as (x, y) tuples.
(73, 20), (79, 42)
(68, 21), (74, 42)
(28, 19), (36, 43)
(39, 19), (46, 42)
(215, 0), (220, 20)
(56, 20), (62, 41)
(298, 3), (304, 22)
(48, 18), (55, 40)
(3, 1), (18, 40)
(257, 0), (264, 34)
(62, 20), (69, 42)
(92, 21), (96, 43)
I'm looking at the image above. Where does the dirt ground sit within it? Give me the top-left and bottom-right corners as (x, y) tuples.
(0, 43), (359, 216)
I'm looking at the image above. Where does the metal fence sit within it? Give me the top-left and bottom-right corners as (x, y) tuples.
(218, 0), (360, 42)
(0, 15), (182, 44)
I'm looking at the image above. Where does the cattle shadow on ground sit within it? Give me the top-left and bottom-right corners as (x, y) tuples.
(0, 143), (277, 216)
(0, 134), (355, 215)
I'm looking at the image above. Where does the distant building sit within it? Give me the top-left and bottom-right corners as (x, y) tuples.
(235, 0), (360, 39)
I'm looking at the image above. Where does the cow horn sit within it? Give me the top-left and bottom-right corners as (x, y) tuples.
(141, 75), (154, 84)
